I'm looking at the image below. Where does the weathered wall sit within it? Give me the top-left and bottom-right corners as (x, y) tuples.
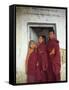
(16, 7), (66, 83)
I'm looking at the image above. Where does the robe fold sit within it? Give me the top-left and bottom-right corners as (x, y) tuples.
(37, 42), (48, 82)
(47, 39), (61, 82)
(27, 51), (41, 83)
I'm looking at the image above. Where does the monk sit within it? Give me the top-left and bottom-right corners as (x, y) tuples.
(37, 35), (48, 82)
(26, 40), (41, 83)
(47, 30), (61, 82)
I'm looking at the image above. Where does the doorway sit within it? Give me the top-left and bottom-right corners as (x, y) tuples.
(27, 23), (56, 43)
(30, 27), (54, 43)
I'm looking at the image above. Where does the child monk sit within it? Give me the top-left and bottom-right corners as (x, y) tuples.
(37, 35), (48, 82)
(47, 30), (61, 82)
(26, 40), (41, 83)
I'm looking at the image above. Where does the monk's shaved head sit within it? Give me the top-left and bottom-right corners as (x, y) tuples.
(49, 29), (55, 34)
(49, 29), (56, 40)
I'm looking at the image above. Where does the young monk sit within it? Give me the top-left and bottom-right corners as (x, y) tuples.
(47, 30), (61, 82)
(26, 40), (41, 83)
(37, 35), (48, 82)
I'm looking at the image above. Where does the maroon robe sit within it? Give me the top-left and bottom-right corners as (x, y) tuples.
(37, 42), (48, 82)
(47, 39), (61, 82)
(27, 51), (41, 83)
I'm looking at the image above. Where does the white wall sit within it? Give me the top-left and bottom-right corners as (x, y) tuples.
(30, 28), (38, 42)
(16, 7), (66, 82)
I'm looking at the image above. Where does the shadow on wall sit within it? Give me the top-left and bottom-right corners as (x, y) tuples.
(16, 49), (66, 83)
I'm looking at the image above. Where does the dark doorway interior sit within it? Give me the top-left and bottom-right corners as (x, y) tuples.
(30, 27), (54, 43)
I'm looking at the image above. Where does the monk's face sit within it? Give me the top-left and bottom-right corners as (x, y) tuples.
(30, 42), (37, 49)
(49, 32), (55, 39)
(38, 36), (44, 44)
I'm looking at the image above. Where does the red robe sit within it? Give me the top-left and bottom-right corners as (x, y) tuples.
(27, 51), (41, 83)
(37, 42), (48, 82)
(47, 39), (61, 82)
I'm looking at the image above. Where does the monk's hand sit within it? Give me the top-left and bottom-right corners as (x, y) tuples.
(36, 62), (39, 67)
(50, 48), (55, 55)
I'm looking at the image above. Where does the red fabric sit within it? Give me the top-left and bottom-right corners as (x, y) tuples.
(27, 51), (37, 82)
(27, 51), (42, 83)
(37, 42), (48, 82)
(47, 39), (61, 82)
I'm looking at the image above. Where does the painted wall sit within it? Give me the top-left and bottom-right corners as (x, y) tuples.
(16, 7), (66, 83)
